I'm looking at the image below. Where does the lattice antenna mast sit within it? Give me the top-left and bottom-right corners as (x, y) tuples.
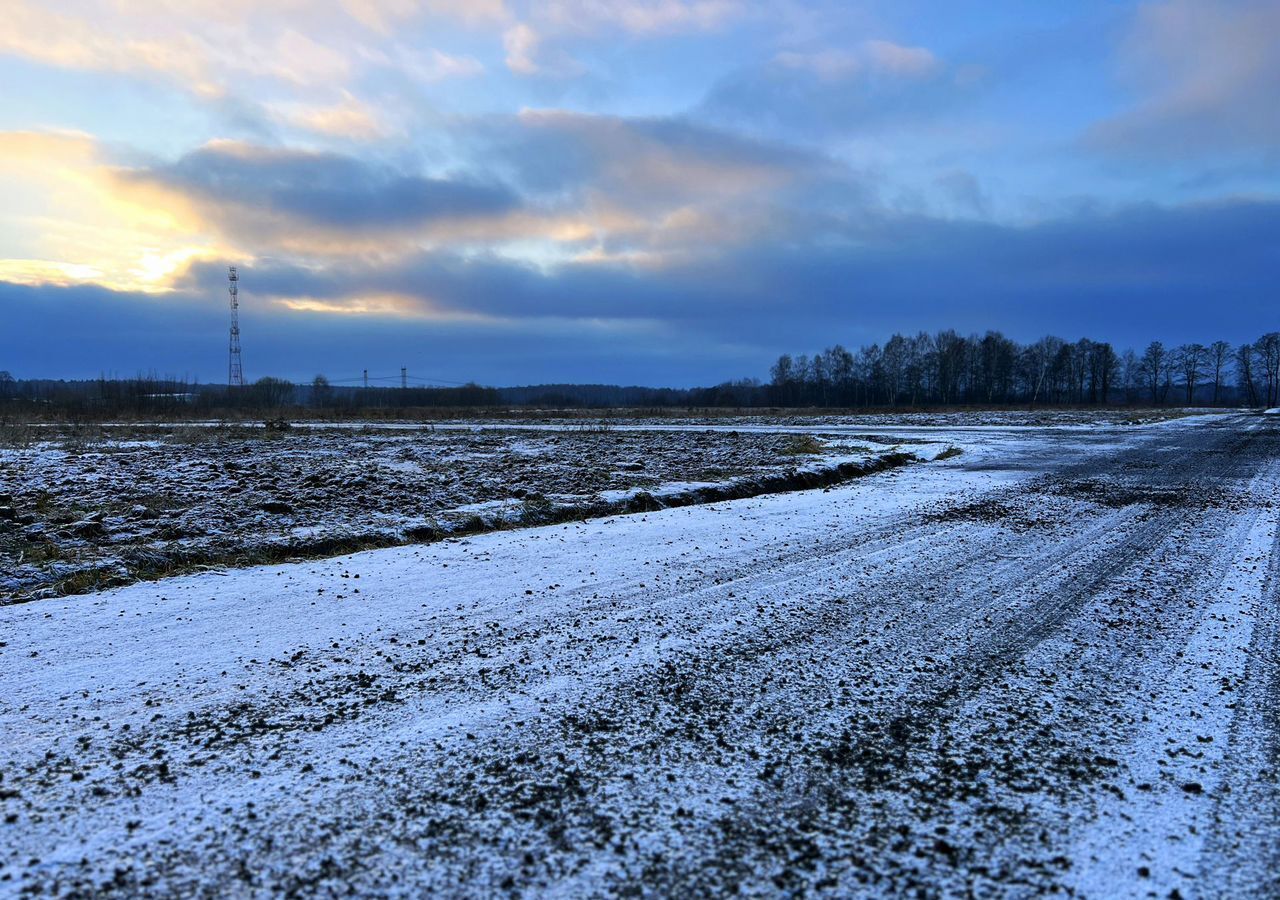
(228, 266), (244, 387)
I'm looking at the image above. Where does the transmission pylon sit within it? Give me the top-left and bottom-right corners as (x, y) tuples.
(228, 266), (244, 387)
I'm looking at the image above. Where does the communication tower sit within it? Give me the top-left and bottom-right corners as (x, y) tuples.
(228, 266), (244, 387)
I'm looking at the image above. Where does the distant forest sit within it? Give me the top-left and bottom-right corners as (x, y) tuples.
(2, 330), (1278, 415)
(756, 331), (1280, 409)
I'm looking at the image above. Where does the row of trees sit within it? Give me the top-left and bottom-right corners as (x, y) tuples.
(0, 373), (501, 415)
(2, 330), (1276, 415)
(765, 331), (1280, 408)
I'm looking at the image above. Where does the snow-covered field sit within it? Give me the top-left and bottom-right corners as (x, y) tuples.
(0, 424), (935, 600)
(2, 411), (1277, 896)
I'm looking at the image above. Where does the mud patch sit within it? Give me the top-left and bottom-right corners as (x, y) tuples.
(923, 498), (1054, 531)
(1052, 478), (1195, 509)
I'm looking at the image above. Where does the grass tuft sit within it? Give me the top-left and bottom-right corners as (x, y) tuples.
(781, 434), (825, 456)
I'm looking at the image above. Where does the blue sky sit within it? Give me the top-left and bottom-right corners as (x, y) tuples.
(1, 0), (1277, 385)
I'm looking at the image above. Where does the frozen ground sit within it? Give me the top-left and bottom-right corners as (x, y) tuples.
(0, 425), (924, 600)
(1, 412), (1277, 897)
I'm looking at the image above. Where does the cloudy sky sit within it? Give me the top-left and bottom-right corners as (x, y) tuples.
(2, 0), (1277, 386)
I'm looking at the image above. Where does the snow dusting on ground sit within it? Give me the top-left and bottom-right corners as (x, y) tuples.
(1, 411), (1277, 897)
(0, 424), (922, 600)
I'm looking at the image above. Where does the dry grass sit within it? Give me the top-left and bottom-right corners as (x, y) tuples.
(780, 434), (825, 456)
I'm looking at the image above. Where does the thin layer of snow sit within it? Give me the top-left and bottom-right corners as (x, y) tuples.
(1, 414), (1274, 896)
(1062, 492), (1277, 897)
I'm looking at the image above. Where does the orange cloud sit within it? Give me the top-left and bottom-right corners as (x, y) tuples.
(273, 292), (494, 321)
(270, 92), (391, 140)
(0, 130), (229, 293)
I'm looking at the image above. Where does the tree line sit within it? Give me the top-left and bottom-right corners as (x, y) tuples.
(1, 330), (1276, 416)
(761, 331), (1280, 408)
(0, 373), (501, 416)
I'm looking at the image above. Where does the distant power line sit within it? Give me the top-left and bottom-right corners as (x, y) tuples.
(326, 373), (472, 387)
(218, 269), (468, 389)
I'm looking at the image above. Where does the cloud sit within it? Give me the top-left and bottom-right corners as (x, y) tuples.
(536, 0), (742, 36)
(454, 109), (874, 263)
(0, 0), (493, 108)
(273, 291), (491, 322)
(0, 259), (106, 288)
(0, 0), (216, 93)
(502, 23), (585, 77)
(93, 111), (865, 266)
(7, 197), (1278, 385)
(1, 110), (866, 288)
(772, 40), (938, 82)
(701, 39), (960, 139)
(0, 276), (733, 386)
(503, 24), (542, 75)
(269, 91), (390, 140)
(1088, 0), (1280, 158)
(399, 48), (486, 83)
(0, 1), (356, 96)
(500, 110), (824, 200)
(121, 141), (522, 244)
(3, 0), (1277, 390)
(0, 129), (98, 166)
(933, 171), (988, 217)
(861, 39), (940, 78)
(172, 196), (1280, 344)
(0, 130), (224, 293)
(499, 0), (744, 77)
(340, 0), (511, 33)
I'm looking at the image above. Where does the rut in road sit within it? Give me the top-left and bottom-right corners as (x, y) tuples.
(1202, 469), (1280, 898)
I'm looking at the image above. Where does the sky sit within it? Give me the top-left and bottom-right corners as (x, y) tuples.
(1, 0), (1277, 387)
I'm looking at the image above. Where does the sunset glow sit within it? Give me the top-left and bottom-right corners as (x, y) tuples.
(3, 1), (1277, 383)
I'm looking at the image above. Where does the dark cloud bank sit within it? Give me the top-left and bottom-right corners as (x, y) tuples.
(5, 198), (1277, 386)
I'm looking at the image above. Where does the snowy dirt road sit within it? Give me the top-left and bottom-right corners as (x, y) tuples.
(2, 414), (1278, 897)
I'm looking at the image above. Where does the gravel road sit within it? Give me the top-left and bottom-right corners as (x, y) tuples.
(2, 413), (1276, 897)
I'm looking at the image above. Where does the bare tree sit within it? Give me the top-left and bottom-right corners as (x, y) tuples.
(1257, 333), (1280, 407)
(1237, 343), (1259, 406)
(1208, 341), (1232, 405)
(793, 354), (812, 404)
(881, 336), (907, 405)
(1139, 341), (1166, 405)
(903, 334), (930, 406)
(770, 354), (795, 406)
(311, 374), (334, 408)
(826, 345), (855, 405)
(1120, 349), (1140, 404)
(1174, 343), (1206, 405)
(1088, 342), (1118, 405)
(1024, 336), (1065, 408)
(978, 332), (1017, 404)
(810, 351), (832, 406)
